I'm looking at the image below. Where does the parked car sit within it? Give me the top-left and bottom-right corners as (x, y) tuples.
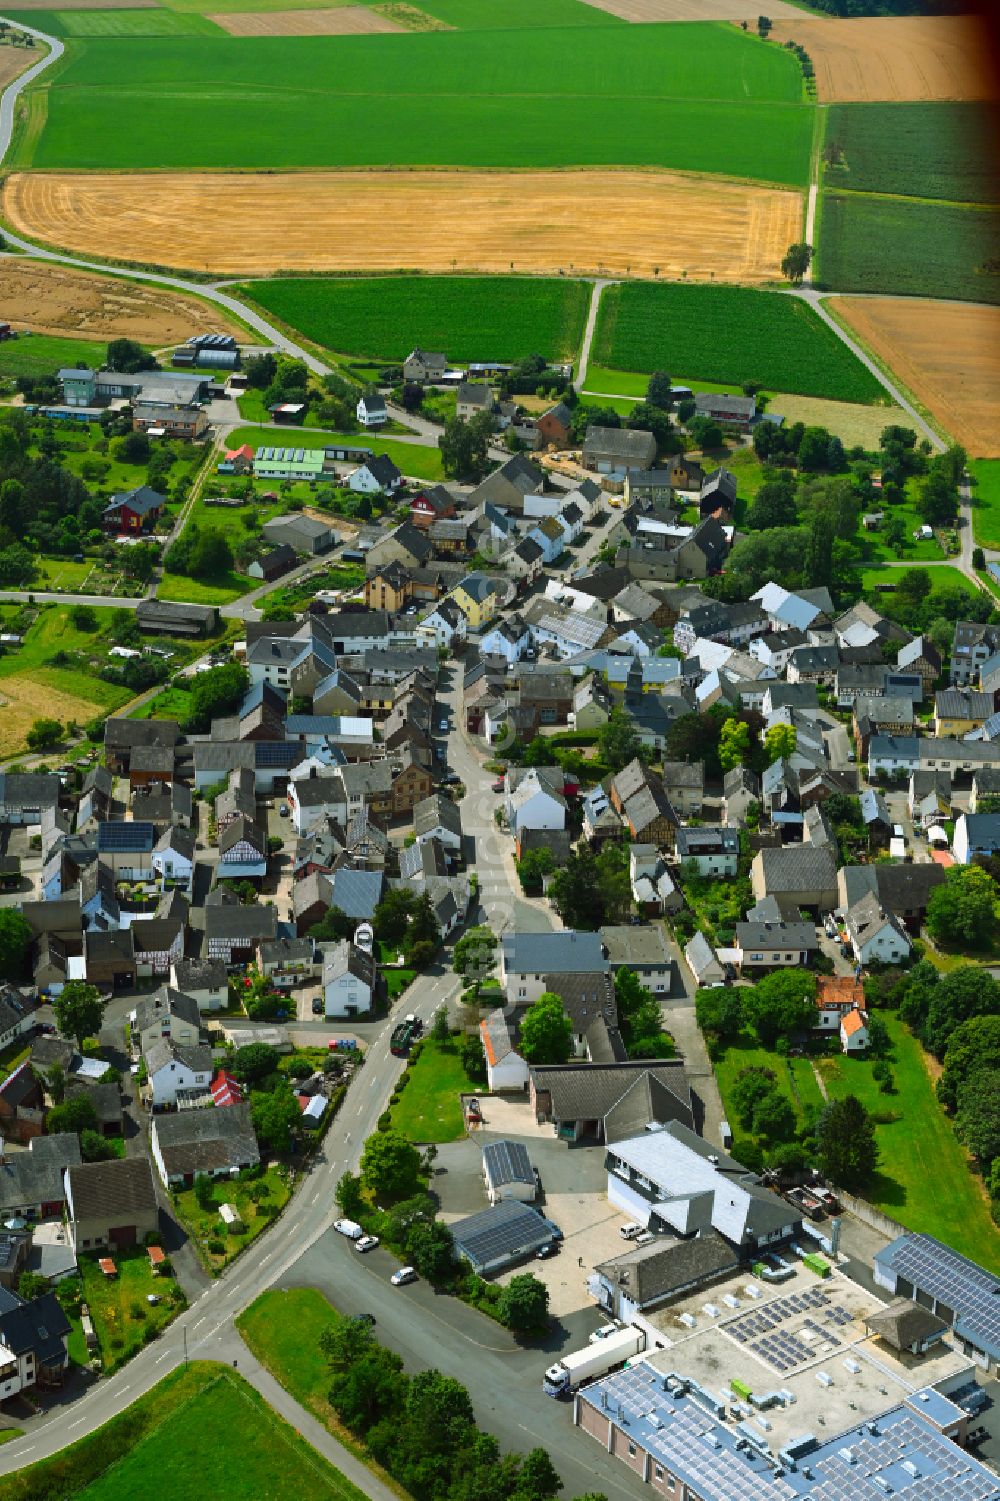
(279, 803), (290, 817)
(491, 778), (505, 793)
(391, 1266), (417, 1286)
(353, 1313), (376, 1327)
(536, 1243), (557, 1260)
(311, 998), (323, 1015)
(335, 1219), (363, 1240)
(589, 1324), (619, 1344)
(356, 1235), (380, 1253)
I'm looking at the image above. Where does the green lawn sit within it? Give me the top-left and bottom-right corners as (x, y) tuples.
(156, 571), (247, 605)
(20, 27), (812, 185)
(0, 1362), (369, 1501)
(226, 425), (445, 481)
(0, 332), (108, 378)
(818, 193), (1000, 304)
(970, 459), (1000, 548)
(818, 1013), (1000, 1270)
(390, 1037), (476, 1143)
(172, 1166), (291, 1273)
(592, 283), (883, 404)
(385, 967), (416, 1000)
(714, 1035), (824, 1139)
(824, 101), (1000, 205)
(79, 1250), (184, 1372)
(238, 275), (591, 365)
(859, 564), (977, 598)
(860, 486), (949, 563)
(238, 1288), (342, 1425)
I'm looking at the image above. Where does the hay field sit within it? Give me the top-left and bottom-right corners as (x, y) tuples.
(836, 296), (1000, 458)
(210, 4), (402, 31)
(0, 675), (108, 757)
(769, 15), (993, 103)
(768, 393), (907, 450)
(0, 43), (41, 90)
(579, 0), (799, 19)
(4, 169), (802, 279)
(0, 257), (244, 343)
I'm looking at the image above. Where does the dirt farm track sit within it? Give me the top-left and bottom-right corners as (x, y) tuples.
(3, 169), (802, 281)
(836, 296), (1000, 459)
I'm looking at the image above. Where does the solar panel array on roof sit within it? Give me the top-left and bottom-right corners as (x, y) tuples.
(879, 1233), (1000, 1360)
(451, 1201), (551, 1270)
(97, 821), (155, 852)
(188, 333), (237, 350)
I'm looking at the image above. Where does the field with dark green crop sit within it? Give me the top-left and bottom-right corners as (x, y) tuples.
(419, 0), (621, 26)
(238, 275), (590, 363)
(825, 102), (1000, 204)
(819, 193), (1000, 303)
(5, 9), (222, 35)
(19, 25), (812, 182)
(591, 282), (884, 402)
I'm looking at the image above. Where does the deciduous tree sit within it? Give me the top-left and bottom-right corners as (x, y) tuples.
(52, 981), (105, 1049)
(518, 992), (573, 1066)
(360, 1128), (423, 1201)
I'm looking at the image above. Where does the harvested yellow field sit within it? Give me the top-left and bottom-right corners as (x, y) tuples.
(210, 6), (403, 34)
(769, 15), (993, 102)
(4, 170), (802, 281)
(0, 43), (46, 91)
(769, 393), (906, 451)
(0, 257), (244, 344)
(579, 0), (799, 19)
(0, 676), (107, 758)
(836, 296), (1000, 458)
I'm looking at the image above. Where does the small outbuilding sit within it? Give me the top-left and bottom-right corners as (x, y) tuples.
(482, 1139), (535, 1205)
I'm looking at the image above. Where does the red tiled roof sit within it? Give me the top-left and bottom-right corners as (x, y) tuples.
(841, 1007), (867, 1037)
(816, 975), (864, 1011)
(480, 1018), (497, 1067)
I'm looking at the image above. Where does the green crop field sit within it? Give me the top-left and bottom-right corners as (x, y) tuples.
(418, 0), (622, 26)
(592, 282), (883, 403)
(0, 332), (109, 378)
(819, 193), (1000, 304)
(824, 102), (1000, 206)
(21, 27), (812, 183)
(238, 275), (589, 363)
(4, 9), (222, 35)
(970, 459), (1000, 548)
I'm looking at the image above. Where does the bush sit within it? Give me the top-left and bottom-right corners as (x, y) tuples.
(208, 1237), (225, 1255)
(377, 1111), (392, 1131)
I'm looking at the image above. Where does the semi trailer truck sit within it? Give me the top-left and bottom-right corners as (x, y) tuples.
(542, 1326), (646, 1397)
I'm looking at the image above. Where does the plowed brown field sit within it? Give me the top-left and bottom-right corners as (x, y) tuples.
(0, 258), (245, 344)
(769, 15), (992, 102)
(836, 296), (1000, 457)
(210, 6), (402, 34)
(4, 169), (802, 281)
(580, 0), (799, 19)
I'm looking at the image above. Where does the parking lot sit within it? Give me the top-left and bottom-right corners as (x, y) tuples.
(434, 1094), (634, 1318)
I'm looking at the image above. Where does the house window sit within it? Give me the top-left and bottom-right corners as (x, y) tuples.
(627, 1443), (636, 1457)
(654, 1467), (664, 1482)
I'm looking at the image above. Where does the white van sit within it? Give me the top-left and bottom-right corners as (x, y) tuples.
(619, 1223), (644, 1241)
(335, 1219), (363, 1240)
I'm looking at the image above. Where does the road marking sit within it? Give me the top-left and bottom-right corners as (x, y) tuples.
(260, 1252), (273, 1265)
(68, 1418), (86, 1430)
(156, 1351), (171, 1363)
(192, 1317), (206, 1331)
(118, 1385), (130, 1395)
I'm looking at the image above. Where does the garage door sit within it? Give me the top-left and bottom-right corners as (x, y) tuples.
(109, 1224), (137, 1248)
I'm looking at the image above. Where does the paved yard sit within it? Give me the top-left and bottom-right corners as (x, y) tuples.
(434, 1094), (635, 1318)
